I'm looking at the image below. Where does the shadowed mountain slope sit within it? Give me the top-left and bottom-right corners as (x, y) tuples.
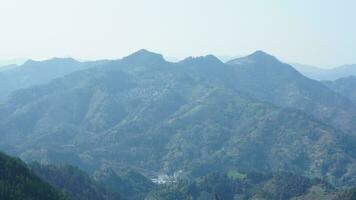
(0, 152), (69, 200)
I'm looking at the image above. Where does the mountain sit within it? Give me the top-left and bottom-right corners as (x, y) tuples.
(323, 76), (356, 104)
(1, 50), (356, 187)
(291, 63), (356, 81)
(0, 57), (110, 101)
(227, 51), (356, 134)
(145, 171), (337, 200)
(121, 49), (166, 66)
(30, 163), (124, 200)
(0, 152), (69, 200)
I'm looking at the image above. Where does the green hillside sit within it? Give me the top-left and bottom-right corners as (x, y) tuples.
(0, 152), (69, 200)
(0, 50), (356, 187)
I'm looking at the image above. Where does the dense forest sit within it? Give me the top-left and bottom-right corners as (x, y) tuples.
(3, 151), (356, 200)
(0, 152), (69, 200)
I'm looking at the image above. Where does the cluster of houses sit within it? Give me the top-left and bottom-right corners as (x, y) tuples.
(151, 170), (183, 184)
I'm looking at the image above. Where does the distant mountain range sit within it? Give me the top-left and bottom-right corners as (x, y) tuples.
(0, 58), (110, 101)
(0, 58), (27, 67)
(291, 63), (356, 81)
(323, 76), (356, 104)
(1, 49), (356, 190)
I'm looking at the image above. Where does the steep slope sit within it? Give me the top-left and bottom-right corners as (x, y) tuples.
(0, 152), (69, 200)
(323, 76), (356, 104)
(0, 57), (109, 101)
(30, 163), (124, 200)
(227, 51), (356, 134)
(0, 50), (356, 187)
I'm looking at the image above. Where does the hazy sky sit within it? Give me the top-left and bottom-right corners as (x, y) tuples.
(0, 0), (355, 67)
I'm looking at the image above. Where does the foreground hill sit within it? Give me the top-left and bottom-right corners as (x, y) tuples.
(2, 150), (356, 200)
(30, 163), (124, 200)
(0, 50), (356, 187)
(29, 162), (157, 200)
(0, 152), (69, 200)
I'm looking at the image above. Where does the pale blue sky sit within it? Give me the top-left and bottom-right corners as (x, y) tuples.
(0, 0), (355, 67)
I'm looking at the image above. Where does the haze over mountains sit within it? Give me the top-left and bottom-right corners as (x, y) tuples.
(0, 58), (27, 67)
(1, 49), (356, 199)
(291, 63), (356, 81)
(323, 76), (356, 104)
(0, 58), (111, 101)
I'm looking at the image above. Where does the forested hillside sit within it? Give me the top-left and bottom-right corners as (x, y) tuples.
(30, 163), (124, 200)
(1, 50), (356, 187)
(0, 152), (69, 200)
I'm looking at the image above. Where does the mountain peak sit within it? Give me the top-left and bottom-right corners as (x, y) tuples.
(23, 59), (37, 65)
(227, 50), (281, 66)
(249, 50), (271, 57)
(122, 49), (166, 65)
(179, 55), (223, 66)
(247, 50), (280, 62)
(134, 49), (155, 54)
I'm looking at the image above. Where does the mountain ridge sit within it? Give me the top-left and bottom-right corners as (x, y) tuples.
(1, 50), (356, 187)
